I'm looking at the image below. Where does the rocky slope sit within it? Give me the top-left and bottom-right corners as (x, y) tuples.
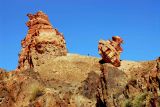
(0, 11), (160, 107)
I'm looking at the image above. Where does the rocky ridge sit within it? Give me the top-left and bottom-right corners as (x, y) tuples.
(0, 11), (160, 107)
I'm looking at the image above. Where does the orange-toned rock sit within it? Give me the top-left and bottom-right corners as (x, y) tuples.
(145, 58), (160, 106)
(98, 36), (123, 67)
(2, 11), (160, 107)
(17, 11), (67, 70)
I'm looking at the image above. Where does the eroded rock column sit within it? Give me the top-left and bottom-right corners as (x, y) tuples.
(17, 11), (67, 70)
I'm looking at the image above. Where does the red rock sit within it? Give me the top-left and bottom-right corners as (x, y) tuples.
(17, 11), (67, 70)
(98, 36), (123, 67)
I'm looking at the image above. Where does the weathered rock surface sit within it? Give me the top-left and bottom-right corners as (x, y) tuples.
(1, 56), (160, 107)
(0, 11), (160, 107)
(98, 36), (123, 67)
(18, 11), (67, 70)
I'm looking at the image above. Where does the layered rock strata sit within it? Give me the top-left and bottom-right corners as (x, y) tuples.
(0, 11), (160, 107)
(17, 11), (67, 70)
(1, 56), (160, 107)
(98, 36), (123, 67)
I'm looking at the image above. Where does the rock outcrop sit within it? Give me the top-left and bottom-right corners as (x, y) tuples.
(1, 56), (160, 107)
(18, 11), (67, 70)
(98, 36), (123, 67)
(0, 11), (160, 107)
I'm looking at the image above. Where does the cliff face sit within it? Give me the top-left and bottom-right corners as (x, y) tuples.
(0, 11), (160, 107)
(1, 56), (160, 107)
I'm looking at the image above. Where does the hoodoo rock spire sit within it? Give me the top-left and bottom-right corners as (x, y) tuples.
(17, 11), (67, 70)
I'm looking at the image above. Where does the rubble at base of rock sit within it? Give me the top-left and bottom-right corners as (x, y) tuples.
(17, 11), (67, 70)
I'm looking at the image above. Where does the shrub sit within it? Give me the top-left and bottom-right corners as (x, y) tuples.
(132, 92), (147, 107)
(29, 84), (44, 101)
(122, 99), (132, 107)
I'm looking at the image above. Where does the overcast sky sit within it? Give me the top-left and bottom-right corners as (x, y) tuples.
(0, 0), (160, 70)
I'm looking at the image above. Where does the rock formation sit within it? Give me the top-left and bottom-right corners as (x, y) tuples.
(1, 56), (160, 107)
(18, 11), (67, 70)
(98, 36), (123, 67)
(97, 36), (124, 106)
(0, 11), (160, 107)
